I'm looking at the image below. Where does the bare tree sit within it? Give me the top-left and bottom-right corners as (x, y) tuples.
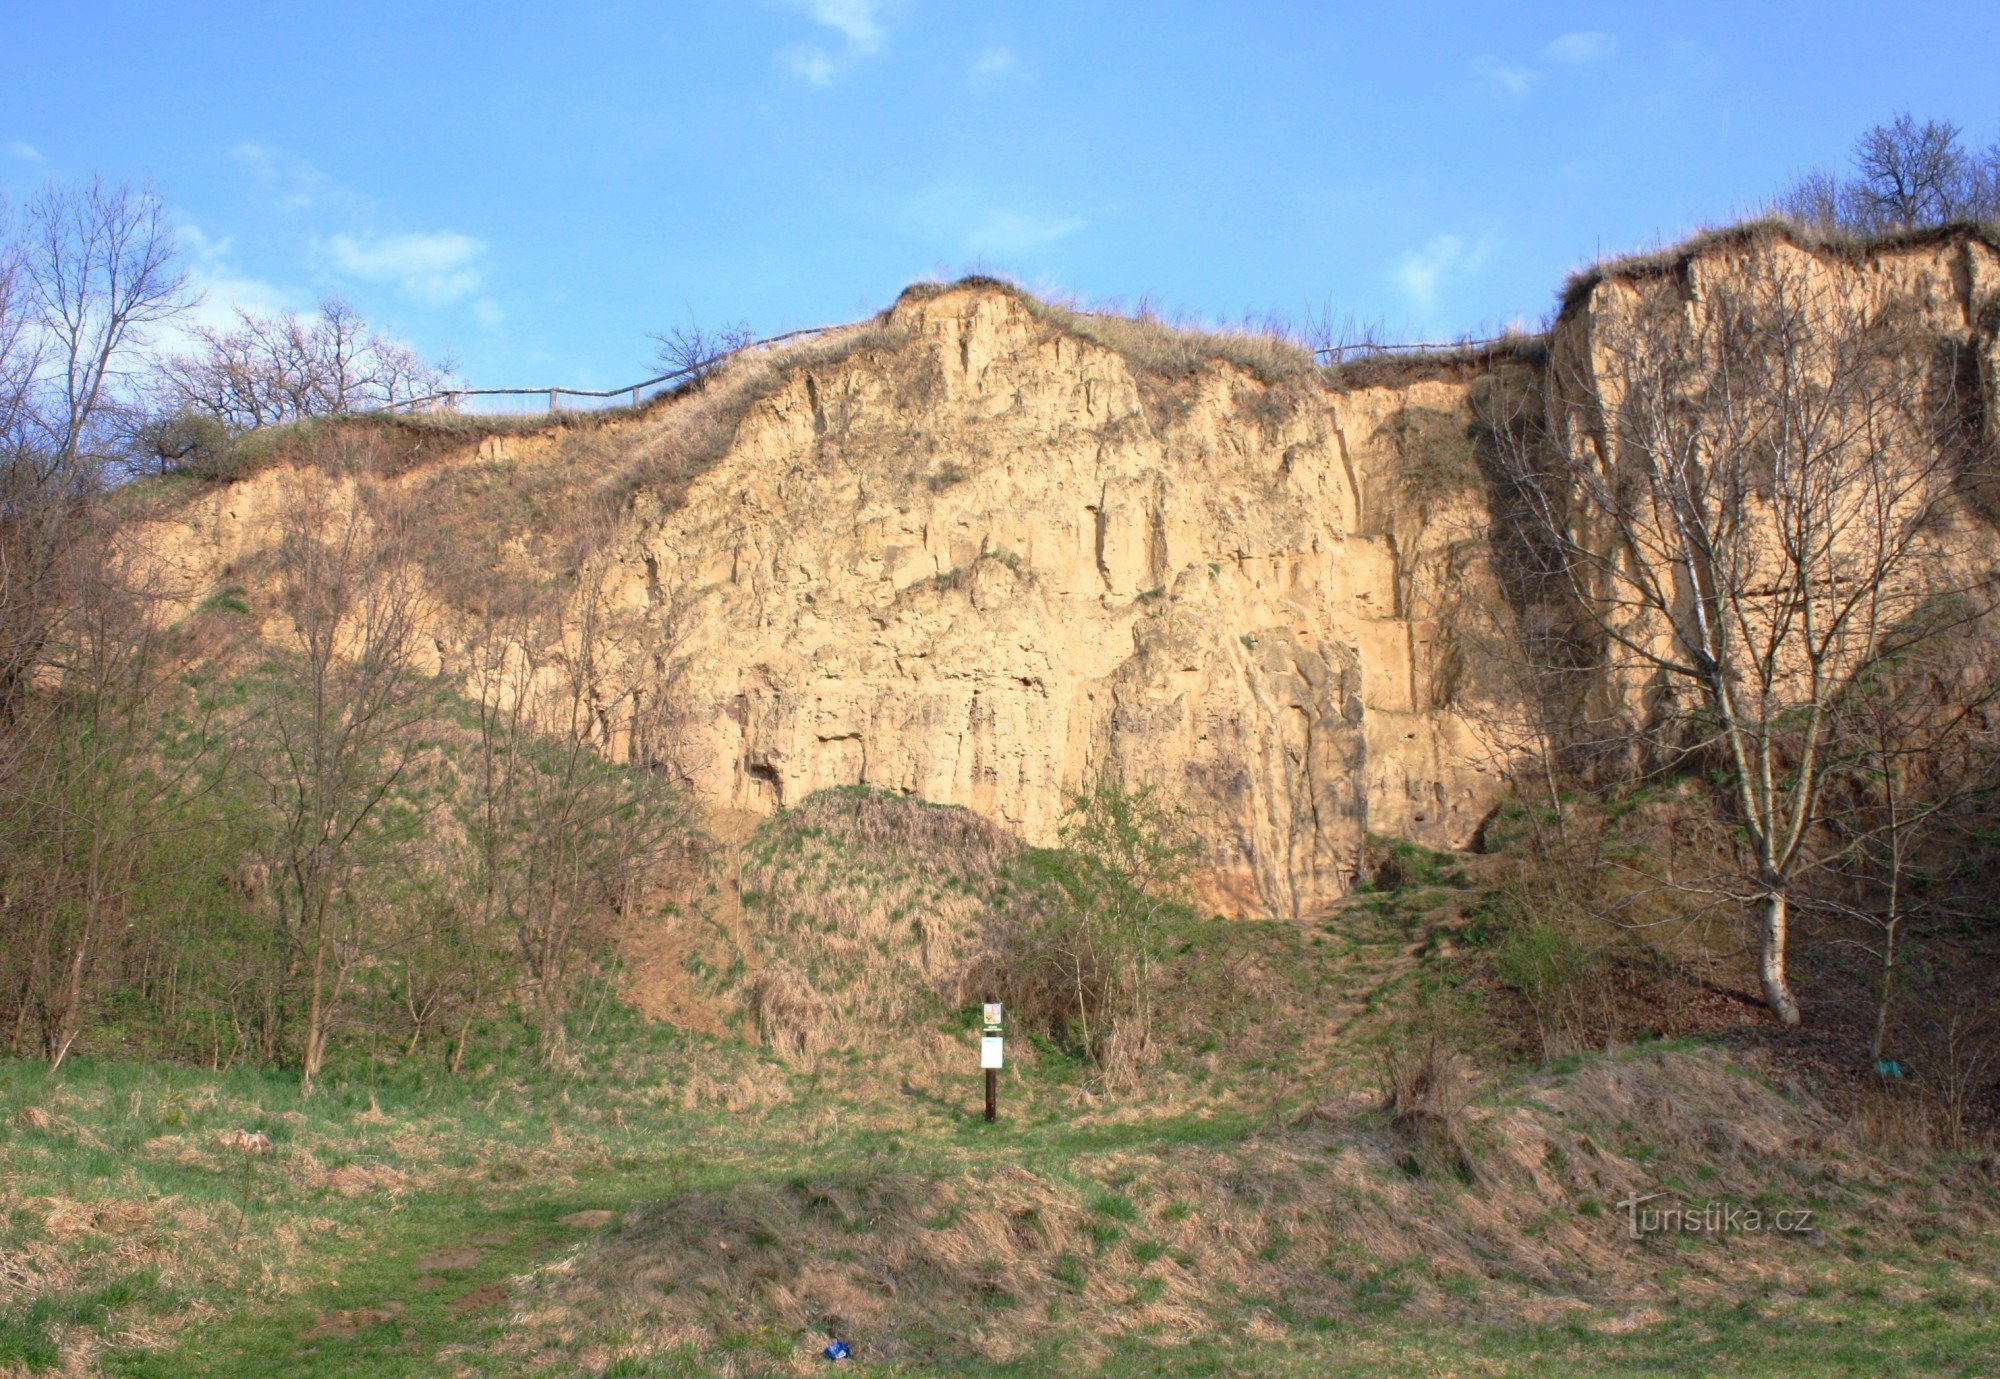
(1812, 608), (2000, 1070)
(648, 310), (753, 386)
(1770, 168), (1847, 235)
(251, 457), (434, 1091)
(460, 528), (694, 1068)
(1, 180), (187, 719)
(1499, 259), (1970, 1025)
(1775, 115), (2000, 234)
(151, 298), (450, 436)
(0, 540), (220, 1066)
(17, 178), (190, 473)
(1851, 115), (1979, 230)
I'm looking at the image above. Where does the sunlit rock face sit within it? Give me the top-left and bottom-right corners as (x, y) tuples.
(139, 229), (2000, 917)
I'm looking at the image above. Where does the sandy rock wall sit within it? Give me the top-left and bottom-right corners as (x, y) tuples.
(134, 229), (2000, 919)
(600, 286), (1502, 917)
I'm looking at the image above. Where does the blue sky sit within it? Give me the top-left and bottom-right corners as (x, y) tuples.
(4, 2), (1996, 388)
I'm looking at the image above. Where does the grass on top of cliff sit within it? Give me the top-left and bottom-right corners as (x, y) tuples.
(132, 317), (909, 506)
(1555, 216), (2000, 316)
(897, 275), (1322, 393)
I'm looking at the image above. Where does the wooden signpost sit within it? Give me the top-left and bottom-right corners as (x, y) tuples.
(981, 1001), (1003, 1122)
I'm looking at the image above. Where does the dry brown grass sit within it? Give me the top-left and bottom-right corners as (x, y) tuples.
(897, 273), (1319, 386)
(1556, 217), (2000, 318)
(729, 789), (1021, 1067)
(501, 1044), (1994, 1374)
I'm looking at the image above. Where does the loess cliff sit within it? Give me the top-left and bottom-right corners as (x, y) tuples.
(132, 224), (2000, 918)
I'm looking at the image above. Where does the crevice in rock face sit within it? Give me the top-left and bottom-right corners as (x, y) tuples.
(745, 757), (783, 809)
(1327, 402), (1363, 530)
(1145, 483), (1168, 590)
(805, 375), (828, 437)
(1090, 494), (1111, 591)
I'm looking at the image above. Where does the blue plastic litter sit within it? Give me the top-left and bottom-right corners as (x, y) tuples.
(823, 1338), (852, 1362)
(1876, 1060), (1904, 1079)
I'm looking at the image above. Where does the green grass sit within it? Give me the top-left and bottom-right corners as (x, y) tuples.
(4, 859), (1994, 1379)
(5, 1033), (1993, 1378)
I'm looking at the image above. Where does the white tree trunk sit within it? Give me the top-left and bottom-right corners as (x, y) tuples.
(1759, 890), (1802, 1027)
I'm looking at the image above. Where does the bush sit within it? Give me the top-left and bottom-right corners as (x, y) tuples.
(991, 778), (1198, 1083)
(1491, 920), (1598, 1059)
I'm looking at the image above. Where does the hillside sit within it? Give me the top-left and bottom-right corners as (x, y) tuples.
(6, 223), (2000, 1373)
(126, 224), (2000, 922)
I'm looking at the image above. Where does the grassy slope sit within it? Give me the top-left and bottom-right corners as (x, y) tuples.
(2, 794), (1995, 1378)
(5, 1041), (1993, 1378)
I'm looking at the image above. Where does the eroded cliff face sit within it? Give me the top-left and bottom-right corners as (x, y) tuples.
(596, 288), (1508, 917)
(135, 228), (2000, 918)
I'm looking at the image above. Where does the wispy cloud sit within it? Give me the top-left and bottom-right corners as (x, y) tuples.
(1544, 31), (1615, 64)
(1474, 32), (1615, 98)
(782, 47), (840, 86)
(225, 140), (503, 328)
(964, 207), (1083, 256)
(779, 0), (891, 87)
(800, 0), (886, 51)
(1472, 56), (1537, 97)
(906, 182), (1084, 258)
(169, 223), (302, 340)
(1395, 234), (1489, 312)
(230, 141), (336, 213)
(318, 230), (487, 305)
(969, 45), (1024, 86)
(5, 140), (42, 163)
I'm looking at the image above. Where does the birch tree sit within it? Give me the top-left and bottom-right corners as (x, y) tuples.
(1497, 258), (1971, 1025)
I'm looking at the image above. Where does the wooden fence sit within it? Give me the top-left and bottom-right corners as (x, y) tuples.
(379, 320), (1531, 416)
(376, 325), (840, 417)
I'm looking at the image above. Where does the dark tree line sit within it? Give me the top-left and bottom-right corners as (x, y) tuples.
(1775, 114), (2000, 234)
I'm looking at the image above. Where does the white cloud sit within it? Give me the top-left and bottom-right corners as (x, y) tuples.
(779, 0), (891, 86)
(184, 263), (299, 330)
(160, 222), (303, 348)
(1472, 56), (1536, 97)
(906, 182), (1084, 258)
(6, 140), (42, 163)
(230, 141), (335, 212)
(970, 45), (1021, 83)
(781, 45), (840, 87)
(1395, 234), (1489, 312)
(796, 0), (886, 53)
(318, 230), (487, 305)
(964, 207), (1083, 256)
(1544, 31), (1615, 64)
(471, 297), (504, 329)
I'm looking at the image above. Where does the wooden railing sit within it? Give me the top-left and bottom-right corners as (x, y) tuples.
(376, 325), (840, 416)
(1311, 334), (1529, 365)
(379, 320), (1538, 416)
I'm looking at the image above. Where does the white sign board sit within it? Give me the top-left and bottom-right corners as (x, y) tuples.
(980, 1035), (1004, 1069)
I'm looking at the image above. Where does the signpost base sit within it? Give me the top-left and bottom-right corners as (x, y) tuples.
(985, 1068), (997, 1123)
